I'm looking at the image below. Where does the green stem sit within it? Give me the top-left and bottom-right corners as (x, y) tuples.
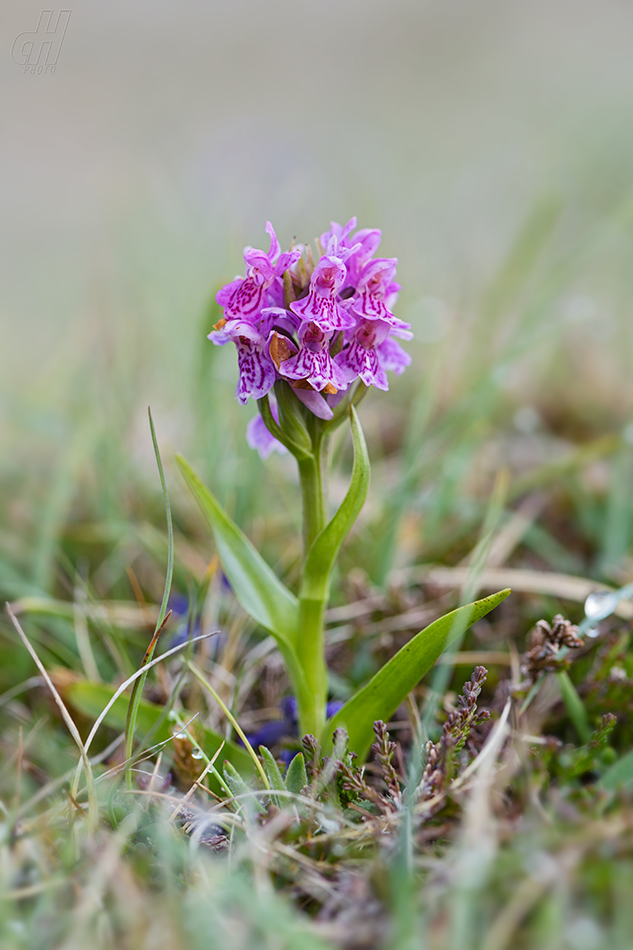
(297, 420), (329, 556)
(295, 595), (328, 738)
(295, 417), (330, 737)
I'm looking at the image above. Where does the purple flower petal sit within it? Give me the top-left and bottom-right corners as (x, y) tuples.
(342, 228), (383, 287)
(264, 220), (281, 262)
(350, 259), (411, 333)
(243, 247), (275, 283)
(293, 386), (334, 420)
(289, 255), (355, 331)
(337, 340), (389, 390)
(290, 291), (356, 331)
(246, 414), (287, 459)
(214, 222), (295, 323)
(324, 233), (362, 264)
(275, 248), (302, 276)
(320, 217), (357, 248)
(357, 257), (397, 295)
(278, 322), (349, 392)
(319, 220), (382, 282)
(262, 307), (301, 336)
(235, 335), (276, 404)
(377, 335), (412, 375)
(215, 275), (267, 321)
(335, 319), (392, 390)
(351, 292), (412, 332)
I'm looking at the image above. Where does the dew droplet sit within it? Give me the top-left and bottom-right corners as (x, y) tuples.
(191, 747), (203, 760)
(585, 626), (600, 639)
(584, 590), (618, 622)
(171, 727), (187, 739)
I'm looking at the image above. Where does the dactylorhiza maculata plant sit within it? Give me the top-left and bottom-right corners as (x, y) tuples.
(175, 218), (510, 756)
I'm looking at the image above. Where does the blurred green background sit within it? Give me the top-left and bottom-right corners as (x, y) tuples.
(3, 0), (633, 598)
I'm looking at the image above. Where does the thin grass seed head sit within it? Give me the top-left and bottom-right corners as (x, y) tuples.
(209, 218), (413, 455)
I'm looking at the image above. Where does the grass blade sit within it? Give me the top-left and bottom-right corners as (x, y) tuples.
(187, 660), (270, 790)
(124, 408), (174, 786)
(6, 603), (98, 826)
(70, 630), (220, 796)
(63, 675), (253, 774)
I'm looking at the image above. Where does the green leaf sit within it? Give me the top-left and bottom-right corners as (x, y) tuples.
(222, 760), (252, 797)
(284, 752), (308, 795)
(8, 597), (75, 621)
(300, 406), (370, 603)
(66, 679), (168, 735)
(322, 589), (512, 760)
(64, 678), (253, 777)
(273, 381), (312, 456)
(258, 391), (311, 459)
(260, 746), (285, 791)
(175, 453), (299, 645)
(260, 745), (285, 808)
(601, 750), (633, 792)
(223, 761), (265, 815)
(556, 670), (591, 743)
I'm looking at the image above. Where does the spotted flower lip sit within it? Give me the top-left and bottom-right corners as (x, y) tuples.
(350, 259), (412, 334)
(215, 222), (300, 321)
(356, 258), (398, 296)
(351, 290), (411, 331)
(335, 319), (392, 391)
(289, 255), (356, 332)
(216, 274), (268, 322)
(209, 318), (276, 404)
(210, 217), (413, 443)
(278, 322), (350, 393)
(234, 334), (276, 405)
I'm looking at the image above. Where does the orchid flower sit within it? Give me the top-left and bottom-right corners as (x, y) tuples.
(210, 218), (412, 454)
